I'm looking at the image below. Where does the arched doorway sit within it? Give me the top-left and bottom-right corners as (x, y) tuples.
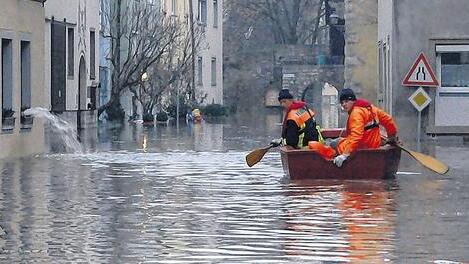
(77, 56), (86, 129)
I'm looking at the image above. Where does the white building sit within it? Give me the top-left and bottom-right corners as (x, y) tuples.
(44, 0), (100, 129)
(0, 0), (46, 159)
(378, 0), (469, 141)
(160, 0), (223, 105)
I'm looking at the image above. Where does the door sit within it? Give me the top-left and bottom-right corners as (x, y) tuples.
(77, 56), (86, 129)
(51, 20), (66, 112)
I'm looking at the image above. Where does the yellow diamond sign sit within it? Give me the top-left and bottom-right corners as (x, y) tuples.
(408, 87), (431, 112)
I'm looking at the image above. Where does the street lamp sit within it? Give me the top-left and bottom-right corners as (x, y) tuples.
(141, 72), (149, 82)
(329, 11), (339, 26)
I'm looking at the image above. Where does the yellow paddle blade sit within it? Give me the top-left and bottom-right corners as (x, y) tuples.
(246, 146), (272, 167)
(399, 145), (449, 175)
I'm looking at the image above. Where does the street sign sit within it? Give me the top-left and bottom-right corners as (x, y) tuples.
(408, 86), (431, 152)
(408, 87), (431, 112)
(402, 52), (439, 87)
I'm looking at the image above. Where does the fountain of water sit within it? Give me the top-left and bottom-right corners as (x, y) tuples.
(23, 107), (83, 153)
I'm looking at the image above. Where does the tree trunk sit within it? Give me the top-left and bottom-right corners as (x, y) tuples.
(98, 0), (124, 121)
(98, 90), (125, 121)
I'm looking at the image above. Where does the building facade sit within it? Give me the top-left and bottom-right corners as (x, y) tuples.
(378, 0), (469, 142)
(165, 0), (223, 105)
(44, 0), (100, 129)
(344, 0), (378, 101)
(0, 0), (46, 159)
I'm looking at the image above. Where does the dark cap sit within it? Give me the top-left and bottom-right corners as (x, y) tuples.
(339, 88), (356, 102)
(278, 89), (293, 101)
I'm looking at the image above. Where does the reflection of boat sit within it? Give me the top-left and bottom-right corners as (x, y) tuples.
(283, 179), (397, 263)
(280, 129), (401, 180)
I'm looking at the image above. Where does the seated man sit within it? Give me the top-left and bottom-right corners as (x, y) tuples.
(333, 88), (398, 167)
(272, 89), (319, 148)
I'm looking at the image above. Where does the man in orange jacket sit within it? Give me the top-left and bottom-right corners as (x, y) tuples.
(333, 88), (398, 167)
(271, 89), (319, 148)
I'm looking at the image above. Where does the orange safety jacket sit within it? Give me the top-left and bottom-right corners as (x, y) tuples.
(282, 101), (316, 148)
(337, 99), (397, 155)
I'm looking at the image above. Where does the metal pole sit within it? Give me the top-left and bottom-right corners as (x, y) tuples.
(176, 83), (180, 129)
(417, 110), (421, 152)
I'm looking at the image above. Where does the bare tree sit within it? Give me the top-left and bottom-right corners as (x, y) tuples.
(233, 0), (327, 45)
(132, 19), (202, 120)
(100, 0), (201, 120)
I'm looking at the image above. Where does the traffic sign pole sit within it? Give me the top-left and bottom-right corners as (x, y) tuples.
(417, 110), (421, 152)
(408, 87), (431, 150)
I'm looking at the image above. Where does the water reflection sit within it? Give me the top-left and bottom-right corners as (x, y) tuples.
(282, 180), (397, 263)
(1, 121), (469, 263)
(0, 153), (397, 263)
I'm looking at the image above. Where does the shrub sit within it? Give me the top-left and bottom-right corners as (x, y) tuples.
(2, 108), (15, 118)
(142, 113), (154, 122)
(155, 112), (168, 122)
(201, 104), (228, 117)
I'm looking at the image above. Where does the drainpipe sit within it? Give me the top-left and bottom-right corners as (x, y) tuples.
(188, 0), (196, 103)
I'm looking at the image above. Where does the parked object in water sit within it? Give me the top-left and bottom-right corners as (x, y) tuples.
(186, 108), (203, 123)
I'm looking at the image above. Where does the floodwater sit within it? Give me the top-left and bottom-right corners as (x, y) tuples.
(1, 118), (469, 263)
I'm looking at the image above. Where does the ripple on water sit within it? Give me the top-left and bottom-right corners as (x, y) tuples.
(0, 150), (400, 263)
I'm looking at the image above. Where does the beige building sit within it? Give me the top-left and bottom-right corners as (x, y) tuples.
(44, 0), (100, 129)
(164, 0), (223, 105)
(0, 0), (46, 159)
(344, 0), (378, 102)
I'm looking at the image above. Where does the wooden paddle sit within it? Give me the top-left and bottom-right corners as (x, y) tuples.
(246, 145), (276, 167)
(384, 137), (449, 175)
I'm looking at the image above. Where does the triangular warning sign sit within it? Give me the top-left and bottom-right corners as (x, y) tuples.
(402, 52), (439, 87)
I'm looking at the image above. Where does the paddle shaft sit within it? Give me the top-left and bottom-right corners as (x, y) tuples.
(382, 136), (449, 175)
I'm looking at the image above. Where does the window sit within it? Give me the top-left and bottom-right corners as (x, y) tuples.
(2, 39), (13, 114)
(21, 41), (31, 110)
(198, 0), (207, 24)
(90, 30), (96, 79)
(211, 57), (216, 86)
(377, 40), (392, 113)
(213, 0), (218, 28)
(172, 0), (177, 15)
(197, 56), (203, 85)
(435, 44), (469, 127)
(68, 28), (74, 77)
(436, 45), (469, 88)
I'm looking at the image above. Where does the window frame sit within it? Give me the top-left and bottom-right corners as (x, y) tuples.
(436, 44), (469, 94)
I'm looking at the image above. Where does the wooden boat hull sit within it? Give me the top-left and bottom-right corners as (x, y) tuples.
(280, 129), (401, 179)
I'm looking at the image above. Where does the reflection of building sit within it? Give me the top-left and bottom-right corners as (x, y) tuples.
(44, 0), (100, 130)
(378, 0), (469, 140)
(0, 0), (46, 159)
(193, 123), (223, 151)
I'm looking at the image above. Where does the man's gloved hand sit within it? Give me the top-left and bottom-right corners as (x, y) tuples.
(333, 154), (349, 167)
(386, 135), (399, 145)
(270, 138), (282, 147)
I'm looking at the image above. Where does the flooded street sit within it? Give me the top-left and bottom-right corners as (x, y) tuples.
(1, 120), (469, 263)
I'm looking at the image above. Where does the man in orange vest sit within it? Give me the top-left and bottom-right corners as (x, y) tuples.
(332, 88), (398, 167)
(271, 89), (319, 148)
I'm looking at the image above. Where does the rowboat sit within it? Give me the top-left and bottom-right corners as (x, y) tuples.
(280, 129), (401, 180)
